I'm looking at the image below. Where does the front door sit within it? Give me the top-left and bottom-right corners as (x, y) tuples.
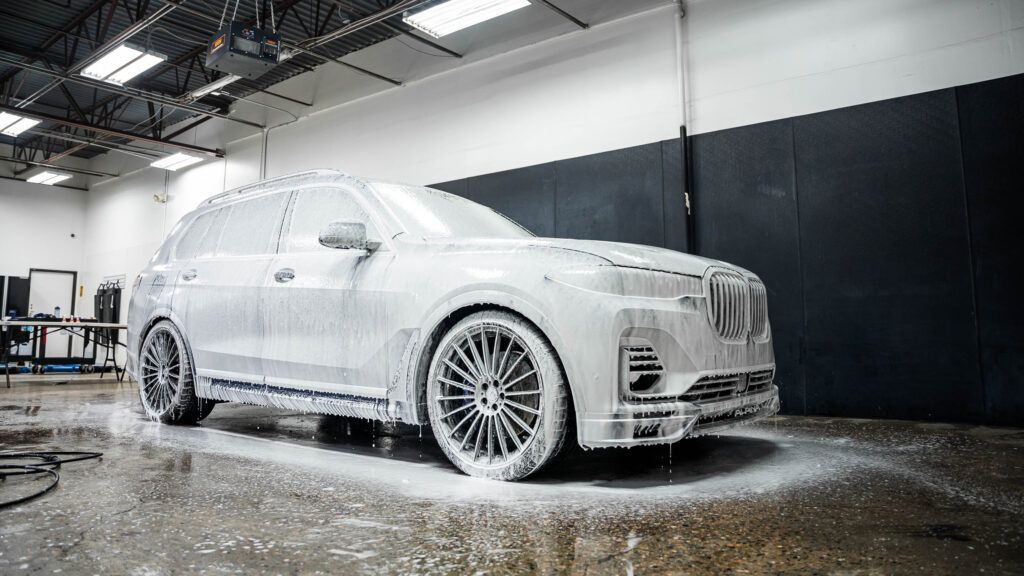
(261, 186), (392, 398)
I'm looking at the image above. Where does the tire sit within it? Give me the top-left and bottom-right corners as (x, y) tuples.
(426, 311), (572, 481)
(138, 320), (214, 424)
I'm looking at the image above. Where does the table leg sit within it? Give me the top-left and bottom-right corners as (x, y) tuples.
(2, 327), (9, 388)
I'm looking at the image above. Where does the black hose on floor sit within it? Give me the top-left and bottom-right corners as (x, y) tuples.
(0, 451), (103, 509)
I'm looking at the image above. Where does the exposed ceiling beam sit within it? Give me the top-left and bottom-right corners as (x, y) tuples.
(0, 154), (118, 178)
(0, 0), (115, 85)
(158, 0), (405, 86)
(0, 102), (223, 157)
(534, 0), (588, 29)
(14, 3), (182, 109)
(299, 0), (428, 50)
(162, 114), (213, 140)
(379, 22), (462, 58)
(0, 52), (262, 129)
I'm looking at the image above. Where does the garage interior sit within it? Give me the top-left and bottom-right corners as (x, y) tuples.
(1, 0), (1022, 574)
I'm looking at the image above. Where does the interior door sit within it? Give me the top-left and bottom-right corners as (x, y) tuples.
(180, 192), (289, 383)
(261, 186), (392, 398)
(29, 269), (75, 360)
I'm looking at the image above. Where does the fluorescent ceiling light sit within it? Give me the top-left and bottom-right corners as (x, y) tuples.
(0, 112), (41, 137)
(187, 74), (241, 100)
(106, 53), (163, 85)
(81, 44), (166, 85)
(27, 171), (72, 185)
(403, 0), (530, 38)
(150, 152), (204, 171)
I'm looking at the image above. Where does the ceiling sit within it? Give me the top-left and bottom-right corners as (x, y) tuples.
(0, 0), (452, 167)
(0, 0), (668, 180)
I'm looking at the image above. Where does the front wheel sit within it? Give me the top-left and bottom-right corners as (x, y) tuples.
(426, 311), (571, 481)
(138, 320), (214, 424)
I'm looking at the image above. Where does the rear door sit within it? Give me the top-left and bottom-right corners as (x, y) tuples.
(261, 186), (393, 398)
(180, 192), (290, 383)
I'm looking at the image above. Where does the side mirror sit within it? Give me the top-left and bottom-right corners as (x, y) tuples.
(318, 221), (379, 251)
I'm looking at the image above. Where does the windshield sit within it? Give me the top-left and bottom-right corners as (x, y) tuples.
(370, 181), (534, 239)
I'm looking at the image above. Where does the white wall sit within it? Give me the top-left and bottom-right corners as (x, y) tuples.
(683, 0), (1024, 134)
(264, 5), (683, 184)
(0, 179), (86, 312)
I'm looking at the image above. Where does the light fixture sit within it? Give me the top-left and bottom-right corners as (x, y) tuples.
(150, 152), (204, 171)
(81, 44), (166, 85)
(27, 171), (72, 185)
(0, 112), (41, 137)
(403, 0), (531, 38)
(186, 74), (241, 100)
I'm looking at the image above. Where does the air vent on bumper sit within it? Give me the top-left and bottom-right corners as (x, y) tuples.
(621, 344), (664, 393)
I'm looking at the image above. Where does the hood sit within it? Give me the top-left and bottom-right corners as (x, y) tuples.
(529, 238), (738, 277)
(418, 237), (740, 277)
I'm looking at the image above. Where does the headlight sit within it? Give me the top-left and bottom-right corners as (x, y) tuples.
(545, 266), (702, 299)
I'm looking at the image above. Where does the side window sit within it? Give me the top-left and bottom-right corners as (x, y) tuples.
(174, 211), (214, 261)
(281, 187), (380, 254)
(195, 207), (230, 259)
(217, 193), (290, 257)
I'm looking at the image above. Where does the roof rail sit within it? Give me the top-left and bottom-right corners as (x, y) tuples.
(203, 169), (351, 205)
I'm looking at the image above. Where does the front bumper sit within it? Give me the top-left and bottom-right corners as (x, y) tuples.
(578, 384), (780, 448)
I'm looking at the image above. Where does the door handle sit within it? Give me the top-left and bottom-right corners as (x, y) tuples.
(181, 269), (198, 281)
(274, 268), (295, 283)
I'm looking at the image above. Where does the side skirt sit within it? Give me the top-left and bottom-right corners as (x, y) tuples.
(197, 377), (400, 421)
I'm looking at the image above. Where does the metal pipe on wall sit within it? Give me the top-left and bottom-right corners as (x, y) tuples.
(0, 155), (118, 178)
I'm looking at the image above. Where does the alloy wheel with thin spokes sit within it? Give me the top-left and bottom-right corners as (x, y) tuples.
(427, 311), (570, 480)
(435, 324), (542, 466)
(140, 327), (182, 416)
(137, 320), (213, 424)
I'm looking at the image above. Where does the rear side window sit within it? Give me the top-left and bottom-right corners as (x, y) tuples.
(280, 187), (380, 253)
(174, 211), (215, 260)
(217, 193), (290, 257)
(195, 208), (230, 259)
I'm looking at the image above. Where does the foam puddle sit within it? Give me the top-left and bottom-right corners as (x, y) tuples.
(121, 414), (869, 508)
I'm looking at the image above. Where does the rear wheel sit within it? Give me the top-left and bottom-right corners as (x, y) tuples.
(426, 311), (571, 481)
(138, 320), (213, 424)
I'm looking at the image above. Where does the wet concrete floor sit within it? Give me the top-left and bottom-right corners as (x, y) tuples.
(0, 378), (1022, 575)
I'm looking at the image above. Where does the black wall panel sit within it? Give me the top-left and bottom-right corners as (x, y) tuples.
(430, 178), (467, 198)
(554, 143), (665, 246)
(957, 74), (1024, 425)
(433, 139), (685, 248)
(793, 89), (984, 421)
(692, 119), (806, 414)
(465, 164), (557, 238)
